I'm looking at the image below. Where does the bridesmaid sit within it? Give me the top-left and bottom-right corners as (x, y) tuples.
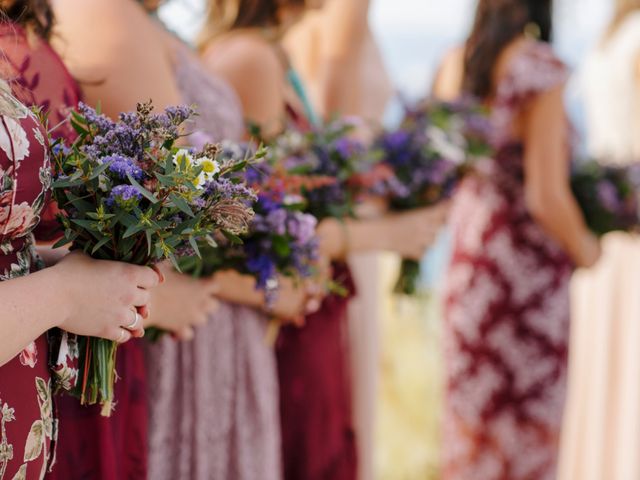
(0, 7), (160, 480)
(199, 2), (445, 479)
(140, 2), (313, 479)
(47, 0), (227, 477)
(284, 3), (393, 478)
(432, 0), (600, 478)
(50, 0), (314, 478)
(560, 2), (640, 479)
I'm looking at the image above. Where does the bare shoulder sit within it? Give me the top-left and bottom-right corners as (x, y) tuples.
(201, 34), (282, 82)
(432, 45), (465, 100)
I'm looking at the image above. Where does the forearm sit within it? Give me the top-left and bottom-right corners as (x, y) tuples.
(318, 217), (389, 260)
(212, 270), (266, 310)
(36, 245), (69, 267)
(529, 187), (594, 264)
(0, 268), (66, 366)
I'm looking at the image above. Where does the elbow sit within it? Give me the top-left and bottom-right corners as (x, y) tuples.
(525, 184), (559, 227)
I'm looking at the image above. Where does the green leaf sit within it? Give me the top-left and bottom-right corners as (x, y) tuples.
(91, 236), (112, 255)
(70, 218), (100, 231)
(222, 230), (243, 245)
(145, 230), (153, 257)
(169, 193), (195, 217)
(127, 173), (158, 204)
(123, 223), (145, 239)
(168, 252), (181, 272)
(52, 236), (73, 249)
(188, 236), (201, 258)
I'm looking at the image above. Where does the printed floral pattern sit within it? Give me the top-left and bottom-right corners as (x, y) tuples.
(442, 42), (572, 480)
(0, 87), (55, 480)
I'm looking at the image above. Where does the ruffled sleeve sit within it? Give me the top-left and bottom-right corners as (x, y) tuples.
(491, 41), (569, 147)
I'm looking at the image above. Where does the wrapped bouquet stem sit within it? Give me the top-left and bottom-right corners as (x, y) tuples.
(50, 102), (256, 413)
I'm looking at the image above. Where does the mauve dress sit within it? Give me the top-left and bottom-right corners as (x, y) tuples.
(442, 42), (572, 480)
(143, 43), (283, 480)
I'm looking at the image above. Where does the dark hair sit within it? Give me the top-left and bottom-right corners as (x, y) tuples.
(1, 0), (55, 39)
(198, 0), (306, 48)
(463, 0), (553, 98)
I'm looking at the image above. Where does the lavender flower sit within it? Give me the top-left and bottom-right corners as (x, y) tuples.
(104, 155), (145, 181)
(106, 185), (143, 209)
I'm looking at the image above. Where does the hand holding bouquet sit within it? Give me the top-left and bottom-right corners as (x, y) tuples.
(376, 98), (492, 294)
(50, 102), (256, 413)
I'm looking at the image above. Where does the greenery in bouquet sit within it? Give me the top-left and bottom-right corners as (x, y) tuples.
(376, 98), (492, 295)
(571, 160), (640, 236)
(179, 150), (321, 307)
(267, 120), (383, 220)
(49, 101), (256, 413)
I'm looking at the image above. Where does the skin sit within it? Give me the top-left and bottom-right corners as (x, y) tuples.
(200, 5), (446, 292)
(432, 38), (601, 268)
(0, 252), (160, 366)
(284, 0), (393, 121)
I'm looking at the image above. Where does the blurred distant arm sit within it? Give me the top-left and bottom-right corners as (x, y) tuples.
(523, 85), (600, 268)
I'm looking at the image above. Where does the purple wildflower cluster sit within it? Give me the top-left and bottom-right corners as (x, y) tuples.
(244, 191), (319, 300)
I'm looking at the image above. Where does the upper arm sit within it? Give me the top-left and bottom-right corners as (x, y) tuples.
(201, 38), (285, 137)
(523, 84), (571, 200)
(320, 0), (370, 62)
(432, 47), (465, 101)
(52, 0), (182, 119)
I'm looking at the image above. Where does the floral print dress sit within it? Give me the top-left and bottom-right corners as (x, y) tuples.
(0, 87), (54, 480)
(442, 41), (573, 480)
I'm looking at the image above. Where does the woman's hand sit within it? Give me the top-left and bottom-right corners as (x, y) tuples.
(144, 262), (221, 341)
(383, 203), (449, 260)
(573, 233), (602, 269)
(55, 252), (162, 344)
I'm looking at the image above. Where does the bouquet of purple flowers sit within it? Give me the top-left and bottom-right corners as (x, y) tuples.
(50, 102), (256, 413)
(179, 156), (320, 306)
(571, 160), (640, 236)
(268, 120), (382, 220)
(376, 98), (492, 294)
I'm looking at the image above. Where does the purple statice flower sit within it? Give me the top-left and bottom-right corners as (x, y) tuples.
(246, 250), (277, 290)
(287, 212), (317, 244)
(106, 185), (143, 209)
(597, 180), (622, 213)
(103, 155), (145, 181)
(265, 209), (288, 236)
(333, 137), (366, 160)
(78, 102), (115, 133)
(204, 177), (256, 202)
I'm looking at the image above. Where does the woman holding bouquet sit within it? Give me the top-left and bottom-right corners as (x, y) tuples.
(200, 1), (444, 479)
(0, 6), (162, 480)
(432, 0), (600, 478)
(560, 1), (640, 479)
(49, 0), (316, 478)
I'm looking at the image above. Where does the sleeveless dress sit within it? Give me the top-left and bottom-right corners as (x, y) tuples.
(143, 41), (283, 480)
(0, 85), (53, 480)
(275, 65), (358, 480)
(442, 42), (572, 480)
(0, 22), (83, 480)
(559, 13), (640, 480)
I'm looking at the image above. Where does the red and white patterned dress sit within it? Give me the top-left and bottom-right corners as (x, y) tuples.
(442, 41), (573, 480)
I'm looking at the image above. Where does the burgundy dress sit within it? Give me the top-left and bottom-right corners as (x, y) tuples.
(442, 42), (572, 480)
(275, 69), (358, 479)
(0, 85), (54, 480)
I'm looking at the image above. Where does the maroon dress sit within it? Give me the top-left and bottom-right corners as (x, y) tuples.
(275, 70), (358, 479)
(442, 42), (572, 480)
(0, 84), (54, 480)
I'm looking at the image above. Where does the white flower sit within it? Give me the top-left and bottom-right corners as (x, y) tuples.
(0, 116), (30, 164)
(172, 149), (194, 170)
(193, 156), (220, 189)
(426, 125), (466, 165)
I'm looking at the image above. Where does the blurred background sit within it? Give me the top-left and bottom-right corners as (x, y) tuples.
(157, 1), (614, 478)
